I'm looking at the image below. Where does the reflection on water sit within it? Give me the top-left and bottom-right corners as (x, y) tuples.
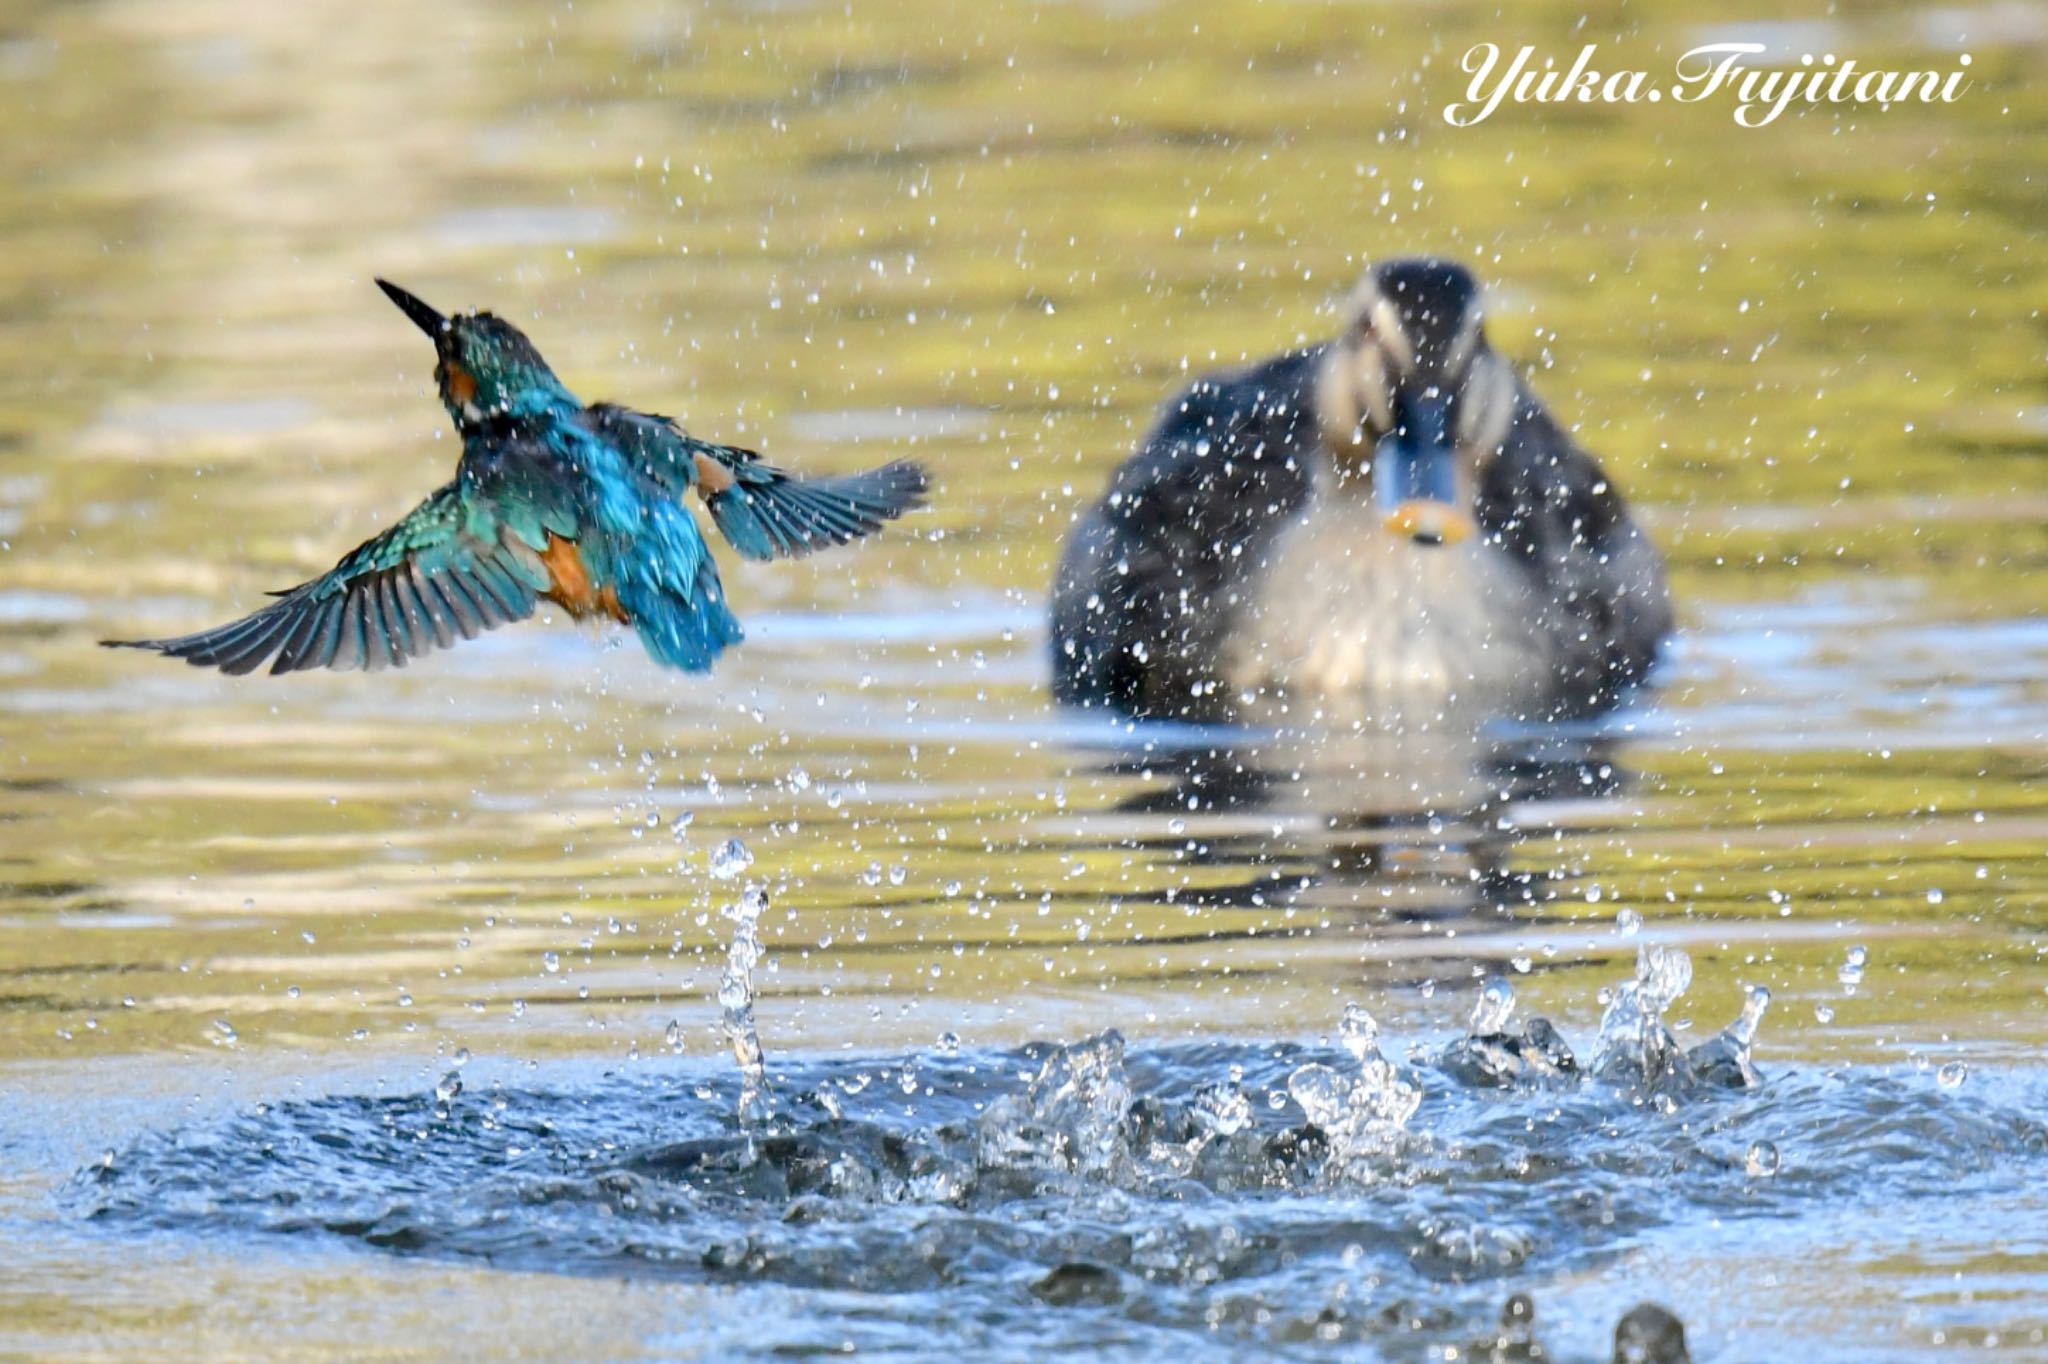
(1073, 727), (1637, 950)
(0, 0), (2045, 1356)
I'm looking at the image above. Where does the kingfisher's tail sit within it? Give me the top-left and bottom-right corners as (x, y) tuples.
(706, 460), (927, 562)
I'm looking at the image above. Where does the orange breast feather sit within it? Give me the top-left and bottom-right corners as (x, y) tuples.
(539, 534), (627, 623)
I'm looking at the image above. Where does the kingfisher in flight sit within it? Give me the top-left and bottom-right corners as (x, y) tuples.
(105, 281), (928, 675)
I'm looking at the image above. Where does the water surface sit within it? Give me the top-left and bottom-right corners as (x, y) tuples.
(1, 0), (2044, 1358)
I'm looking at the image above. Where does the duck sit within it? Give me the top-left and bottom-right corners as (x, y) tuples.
(1050, 257), (1671, 732)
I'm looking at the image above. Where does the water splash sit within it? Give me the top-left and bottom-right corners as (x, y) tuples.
(718, 883), (771, 1124)
(1285, 1004), (1420, 1175)
(978, 1030), (1135, 1178)
(78, 977), (2043, 1361)
(1434, 975), (1579, 1090)
(1686, 985), (1771, 1090)
(1591, 945), (1696, 1092)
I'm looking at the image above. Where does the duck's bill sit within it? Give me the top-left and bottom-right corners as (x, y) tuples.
(1373, 393), (1472, 546)
(1383, 499), (1474, 545)
(375, 279), (448, 337)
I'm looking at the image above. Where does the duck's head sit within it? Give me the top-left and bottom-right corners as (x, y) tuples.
(1316, 257), (1520, 547)
(377, 279), (574, 428)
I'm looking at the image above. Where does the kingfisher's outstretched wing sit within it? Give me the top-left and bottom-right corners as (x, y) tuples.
(101, 482), (554, 675)
(697, 446), (929, 562)
(581, 403), (928, 562)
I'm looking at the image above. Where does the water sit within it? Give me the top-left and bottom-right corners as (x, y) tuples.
(719, 879), (772, 1126)
(62, 956), (2048, 1359)
(1, 0), (2045, 1358)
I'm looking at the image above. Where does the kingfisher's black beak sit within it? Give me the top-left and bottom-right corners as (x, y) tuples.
(1374, 388), (1473, 547)
(376, 279), (448, 339)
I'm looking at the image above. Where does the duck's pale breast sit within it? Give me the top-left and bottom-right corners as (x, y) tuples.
(1223, 499), (1563, 732)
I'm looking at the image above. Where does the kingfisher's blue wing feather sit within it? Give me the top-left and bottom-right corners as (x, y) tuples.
(579, 403), (927, 562)
(702, 454), (928, 562)
(102, 452), (564, 675)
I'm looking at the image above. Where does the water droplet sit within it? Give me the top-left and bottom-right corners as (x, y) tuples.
(1337, 1004), (1380, 1065)
(1837, 944), (1867, 990)
(1469, 977), (1516, 1036)
(1744, 1141), (1781, 1177)
(1615, 906), (1644, 936)
(1937, 1061), (1968, 1089)
(664, 1019), (684, 1050)
(888, 864), (908, 886)
(210, 1019), (237, 1044)
(709, 837), (754, 881)
(719, 885), (772, 1124)
(1730, 985), (1770, 1046)
(1638, 945), (1693, 1011)
(1814, 1003), (1835, 1024)
(1191, 1080), (1251, 1137)
(434, 1071), (463, 1104)
(542, 951), (561, 974)
(935, 1030), (961, 1054)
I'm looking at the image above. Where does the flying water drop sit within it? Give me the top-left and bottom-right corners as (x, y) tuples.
(1469, 976), (1516, 1036)
(719, 884), (772, 1124)
(709, 837), (754, 882)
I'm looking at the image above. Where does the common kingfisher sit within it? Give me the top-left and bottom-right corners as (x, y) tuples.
(1051, 257), (1671, 729)
(105, 281), (928, 675)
